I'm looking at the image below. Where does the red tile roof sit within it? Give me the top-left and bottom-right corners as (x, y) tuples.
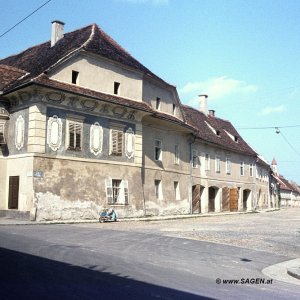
(183, 105), (257, 155)
(0, 64), (27, 90)
(0, 24), (169, 93)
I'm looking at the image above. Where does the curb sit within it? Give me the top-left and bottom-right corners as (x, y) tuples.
(287, 267), (300, 280)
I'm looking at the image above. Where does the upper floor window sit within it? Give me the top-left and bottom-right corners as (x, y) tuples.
(67, 119), (83, 151)
(240, 161), (245, 176)
(72, 70), (79, 84)
(154, 140), (162, 161)
(110, 126), (124, 156)
(0, 121), (6, 145)
(156, 97), (161, 110)
(174, 145), (179, 165)
(205, 153), (210, 171)
(226, 157), (231, 174)
(192, 149), (198, 168)
(114, 82), (120, 95)
(215, 155), (221, 173)
(249, 163), (254, 177)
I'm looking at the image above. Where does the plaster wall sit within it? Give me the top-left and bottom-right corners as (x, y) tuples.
(49, 54), (143, 101)
(0, 158), (7, 209)
(5, 155), (34, 211)
(33, 156), (144, 221)
(143, 79), (183, 119)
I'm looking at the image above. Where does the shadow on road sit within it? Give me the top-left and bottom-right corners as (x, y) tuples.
(0, 247), (213, 300)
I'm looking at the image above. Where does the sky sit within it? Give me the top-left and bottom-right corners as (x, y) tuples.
(1, 0), (300, 183)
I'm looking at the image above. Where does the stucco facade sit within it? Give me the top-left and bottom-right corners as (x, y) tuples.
(0, 22), (277, 221)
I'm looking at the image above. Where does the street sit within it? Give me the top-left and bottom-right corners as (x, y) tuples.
(0, 209), (300, 299)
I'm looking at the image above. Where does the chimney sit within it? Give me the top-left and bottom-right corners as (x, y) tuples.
(51, 20), (65, 47)
(198, 94), (208, 115)
(208, 110), (215, 117)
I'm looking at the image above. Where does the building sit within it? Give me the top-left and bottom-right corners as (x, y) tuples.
(0, 22), (273, 221)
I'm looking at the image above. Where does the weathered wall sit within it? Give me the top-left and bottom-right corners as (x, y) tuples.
(49, 53), (143, 101)
(33, 156), (144, 221)
(0, 158), (7, 209)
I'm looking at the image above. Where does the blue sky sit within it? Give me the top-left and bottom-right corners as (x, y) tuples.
(1, 0), (300, 183)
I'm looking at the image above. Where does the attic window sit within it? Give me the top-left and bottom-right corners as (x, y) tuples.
(205, 121), (219, 136)
(114, 82), (120, 95)
(173, 104), (176, 115)
(156, 97), (161, 110)
(224, 130), (239, 143)
(72, 71), (79, 84)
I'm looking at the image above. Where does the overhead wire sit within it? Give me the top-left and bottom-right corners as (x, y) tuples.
(0, 0), (53, 39)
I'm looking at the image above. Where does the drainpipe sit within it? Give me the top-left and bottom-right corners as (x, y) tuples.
(188, 134), (196, 214)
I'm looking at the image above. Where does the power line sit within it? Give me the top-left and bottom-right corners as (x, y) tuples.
(0, 0), (53, 39)
(238, 125), (300, 130)
(278, 130), (300, 157)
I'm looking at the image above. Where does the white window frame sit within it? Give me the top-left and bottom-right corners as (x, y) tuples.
(106, 179), (129, 205)
(192, 149), (198, 168)
(0, 120), (6, 145)
(156, 97), (161, 110)
(205, 153), (210, 171)
(110, 124), (124, 156)
(174, 144), (180, 165)
(154, 179), (163, 200)
(154, 139), (162, 161)
(249, 163), (254, 177)
(240, 161), (245, 176)
(226, 157), (231, 174)
(66, 118), (83, 151)
(215, 155), (221, 173)
(174, 181), (180, 200)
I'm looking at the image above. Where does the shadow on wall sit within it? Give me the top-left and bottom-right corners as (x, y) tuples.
(0, 247), (212, 300)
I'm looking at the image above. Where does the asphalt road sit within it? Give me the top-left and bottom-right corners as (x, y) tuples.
(0, 220), (300, 300)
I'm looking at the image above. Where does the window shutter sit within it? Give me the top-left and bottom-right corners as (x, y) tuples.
(105, 179), (113, 204)
(75, 124), (81, 150)
(123, 180), (129, 204)
(111, 129), (123, 156)
(69, 122), (75, 150)
(0, 121), (5, 145)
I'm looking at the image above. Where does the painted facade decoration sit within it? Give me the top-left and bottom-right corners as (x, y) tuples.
(0, 22), (287, 221)
(15, 115), (25, 150)
(47, 115), (62, 151)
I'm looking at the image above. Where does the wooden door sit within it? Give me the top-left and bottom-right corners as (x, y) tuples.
(230, 188), (238, 212)
(8, 176), (19, 209)
(222, 187), (230, 211)
(208, 187), (215, 212)
(192, 185), (201, 213)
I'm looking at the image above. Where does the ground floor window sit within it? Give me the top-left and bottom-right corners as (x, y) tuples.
(106, 179), (129, 204)
(155, 179), (163, 200)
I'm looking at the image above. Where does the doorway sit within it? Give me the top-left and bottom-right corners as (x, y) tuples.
(8, 176), (19, 209)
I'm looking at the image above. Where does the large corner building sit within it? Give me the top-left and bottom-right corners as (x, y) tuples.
(0, 22), (274, 221)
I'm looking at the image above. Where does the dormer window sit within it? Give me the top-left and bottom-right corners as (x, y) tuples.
(0, 121), (6, 145)
(224, 130), (239, 143)
(72, 70), (79, 84)
(114, 82), (120, 95)
(205, 121), (219, 136)
(156, 97), (161, 110)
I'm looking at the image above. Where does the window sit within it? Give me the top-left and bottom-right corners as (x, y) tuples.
(67, 120), (82, 151)
(72, 71), (79, 84)
(174, 145), (179, 165)
(172, 104), (176, 115)
(156, 97), (161, 110)
(114, 82), (120, 95)
(192, 149), (198, 168)
(154, 140), (162, 161)
(215, 155), (221, 173)
(226, 157), (231, 174)
(106, 179), (129, 204)
(174, 181), (180, 200)
(110, 127), (124, 156)
(0, 121), (5, 145)
(249, 163), (254, 177)
(240, 161), (244, 176)
(205, 153), (210, 171)
(155, 180), (162, 199)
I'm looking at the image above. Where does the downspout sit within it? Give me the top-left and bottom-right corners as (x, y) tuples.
(188, 134), (196, 214)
